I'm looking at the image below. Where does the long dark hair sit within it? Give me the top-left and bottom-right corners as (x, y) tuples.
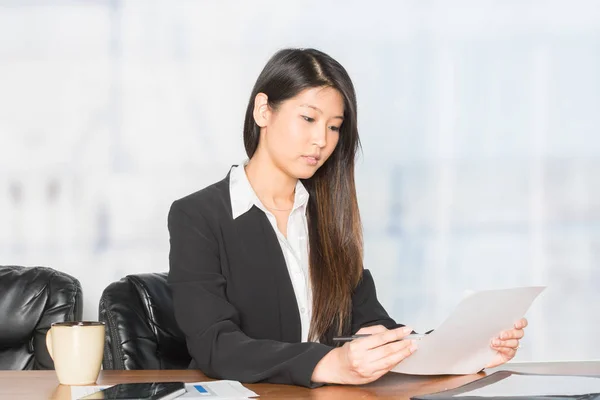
(243, 48), (363, 341)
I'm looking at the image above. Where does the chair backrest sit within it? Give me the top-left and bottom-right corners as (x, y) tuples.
(0, 265), (82, 370)
(99, 272), (191, 370)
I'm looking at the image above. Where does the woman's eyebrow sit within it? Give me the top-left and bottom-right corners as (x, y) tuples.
(300, 104), (344, 120)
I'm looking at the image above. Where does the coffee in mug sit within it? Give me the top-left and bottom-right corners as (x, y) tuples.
(45, 321), (105, 385)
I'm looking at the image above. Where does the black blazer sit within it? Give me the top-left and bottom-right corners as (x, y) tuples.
(167, 172), (400, 387)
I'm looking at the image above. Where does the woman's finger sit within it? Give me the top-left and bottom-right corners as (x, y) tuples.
(515, 318), (528, 329)
(355, 325), (389, 335)
(369, 340), (418, 373)
(499, 328), (525, 340)
(491, 338), (519, 349)
(355, 368), (388, 384)
(357, 326), (413, 350)
(364, 338), (414, 364)
(495, 345), (518, 359)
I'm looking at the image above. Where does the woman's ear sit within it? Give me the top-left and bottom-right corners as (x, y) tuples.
(252, 93), (270, 128)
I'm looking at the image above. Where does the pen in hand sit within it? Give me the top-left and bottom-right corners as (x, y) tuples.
(332, 333), (426, 343)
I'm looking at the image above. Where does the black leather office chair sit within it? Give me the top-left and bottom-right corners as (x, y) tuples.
(0, 265), (83, 370)
(99, 272), (191, 370)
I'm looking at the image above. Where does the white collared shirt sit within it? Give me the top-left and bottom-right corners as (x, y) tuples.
(229, 164), (313, 342)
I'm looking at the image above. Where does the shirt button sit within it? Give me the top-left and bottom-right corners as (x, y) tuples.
(301, 308), (306, 314)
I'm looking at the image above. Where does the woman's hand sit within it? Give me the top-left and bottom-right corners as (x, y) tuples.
(486, 318), (528, 368)
(311, 325), (418, 385)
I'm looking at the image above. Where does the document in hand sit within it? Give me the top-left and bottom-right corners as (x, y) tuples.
(392, 286), (546, 375)
(411, 371), (600, 399)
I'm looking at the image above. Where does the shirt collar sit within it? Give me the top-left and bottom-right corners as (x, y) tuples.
(229, 162), (310, 219)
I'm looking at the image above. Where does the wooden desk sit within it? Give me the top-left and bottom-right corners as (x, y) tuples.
(1, 361), (599, 400)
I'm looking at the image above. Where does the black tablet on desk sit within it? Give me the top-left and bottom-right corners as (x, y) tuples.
(78, 382), (185, 400)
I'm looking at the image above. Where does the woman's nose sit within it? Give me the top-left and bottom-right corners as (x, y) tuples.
(312, 126), (327, 148)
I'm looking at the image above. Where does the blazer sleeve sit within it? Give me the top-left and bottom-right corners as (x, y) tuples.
(167, 201), (332, 388)
(350, 269), (404, 333)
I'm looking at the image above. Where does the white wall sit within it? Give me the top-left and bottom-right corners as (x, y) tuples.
(1, 0), (599, 362)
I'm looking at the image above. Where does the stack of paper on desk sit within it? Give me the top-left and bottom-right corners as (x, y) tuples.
(392, 286), (546, 375)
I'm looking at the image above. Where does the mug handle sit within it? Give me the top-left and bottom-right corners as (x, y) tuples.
(45, 329), (54, 360)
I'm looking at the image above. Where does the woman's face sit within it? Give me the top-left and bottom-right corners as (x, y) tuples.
(257, 86), (344, 180)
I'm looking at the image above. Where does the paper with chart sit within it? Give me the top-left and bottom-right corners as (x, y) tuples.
(392, 286), (546, 375)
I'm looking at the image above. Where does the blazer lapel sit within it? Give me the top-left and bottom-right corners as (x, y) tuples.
(233, 207), (301, 343)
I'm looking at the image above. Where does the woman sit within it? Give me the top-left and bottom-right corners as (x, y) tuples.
(167, 48), (527, 388)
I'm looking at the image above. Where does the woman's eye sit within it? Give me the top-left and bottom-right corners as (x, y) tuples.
(329, 126), (340, 132)
(302, 115), (315, 123)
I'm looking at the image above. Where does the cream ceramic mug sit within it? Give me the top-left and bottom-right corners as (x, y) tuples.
(45, 321), (105, 385)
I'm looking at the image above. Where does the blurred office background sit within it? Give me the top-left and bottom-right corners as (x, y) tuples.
(1, 0), (599, 362)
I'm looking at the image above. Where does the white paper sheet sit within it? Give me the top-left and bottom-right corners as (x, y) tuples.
(455, 374), (600, 397)
(70, 380), (259, 400)
(392, 286), (545, 375)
